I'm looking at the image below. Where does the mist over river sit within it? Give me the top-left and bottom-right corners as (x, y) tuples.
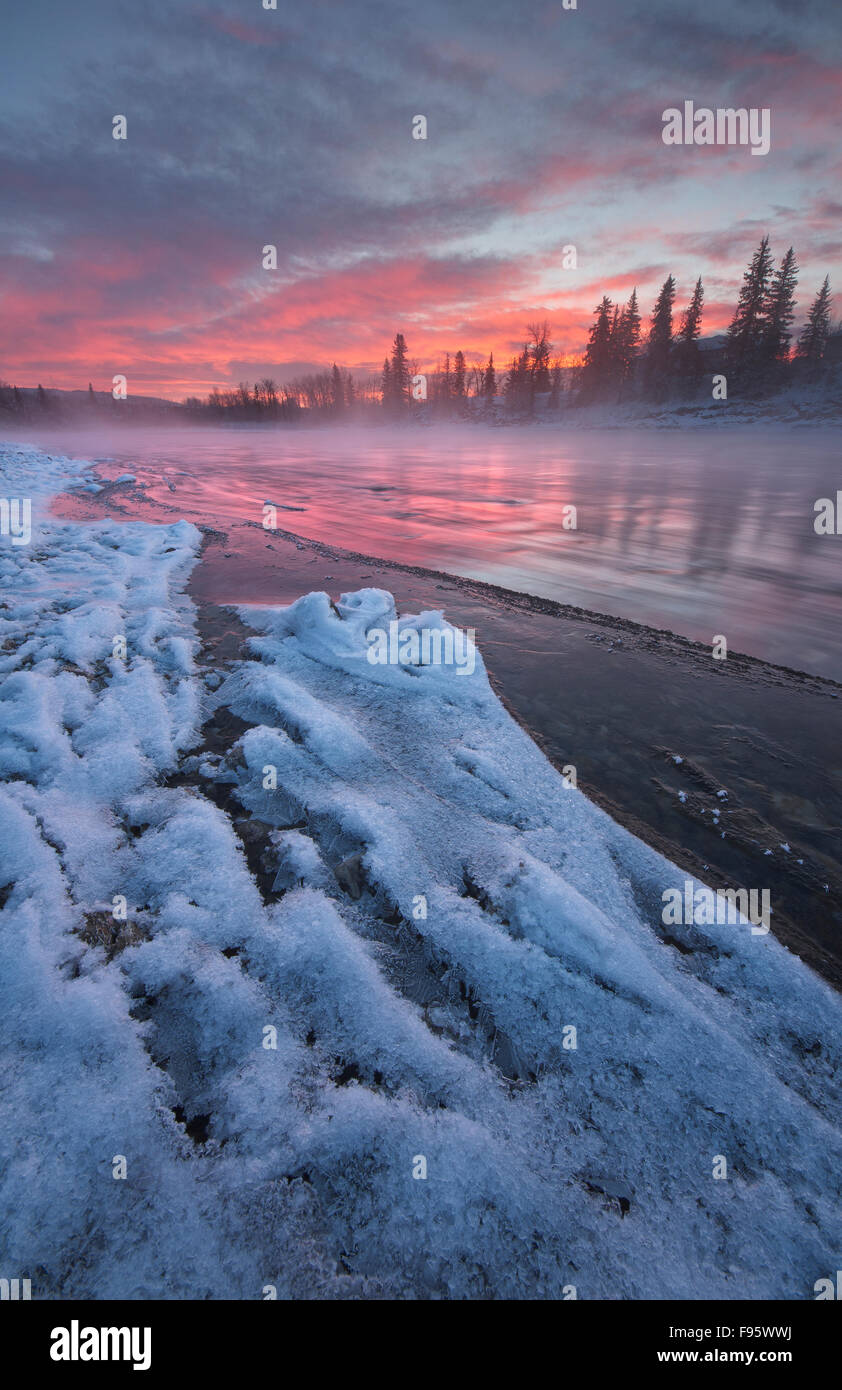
(12, 421), (842, 679)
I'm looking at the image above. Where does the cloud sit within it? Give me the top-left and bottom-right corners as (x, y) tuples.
(0, 0), (839, 394)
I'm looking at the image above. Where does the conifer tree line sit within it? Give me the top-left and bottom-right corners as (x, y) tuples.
(378, 321), (563, 414)
(1, 241), (835, 422)
(579, 240), (834, 402)
(376, 243), (834, 415)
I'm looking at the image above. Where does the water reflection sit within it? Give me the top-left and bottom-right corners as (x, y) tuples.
(14, 421), (842, 678)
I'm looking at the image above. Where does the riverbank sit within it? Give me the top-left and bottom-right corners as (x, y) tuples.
(193, 518), (842, 991)
(59, 467), (842, 989)
(4, 441), (841, 1300)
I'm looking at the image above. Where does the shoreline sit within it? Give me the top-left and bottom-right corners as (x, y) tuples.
(4, 440), (842, 1301)
(22, 419), (842, 681)
(234, 516), (842, 694)
(185, 516), (842, 992)
(4, 383), (842, 430)
(52, 469), (842, 990)
(54, 465), (842, 692)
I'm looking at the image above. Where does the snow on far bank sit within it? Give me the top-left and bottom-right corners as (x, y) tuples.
(1, 442), (840, 1300)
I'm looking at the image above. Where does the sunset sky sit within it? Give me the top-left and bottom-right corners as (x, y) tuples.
(1, 0), (840, 399)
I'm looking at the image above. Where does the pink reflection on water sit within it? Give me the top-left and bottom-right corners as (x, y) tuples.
(25, 420), (842, 678)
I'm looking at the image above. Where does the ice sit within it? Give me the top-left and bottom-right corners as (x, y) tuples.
(1, 442), (841, 1301)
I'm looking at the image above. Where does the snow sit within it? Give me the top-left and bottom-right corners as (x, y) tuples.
(1, 441), (841, 1301)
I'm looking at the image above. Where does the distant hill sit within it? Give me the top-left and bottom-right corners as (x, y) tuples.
(0, 383), (182, 419)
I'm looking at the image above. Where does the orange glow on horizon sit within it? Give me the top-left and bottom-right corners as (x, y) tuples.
(0, 239), (754, 401)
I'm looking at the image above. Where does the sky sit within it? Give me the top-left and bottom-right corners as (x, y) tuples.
(0, 0), (840, 399)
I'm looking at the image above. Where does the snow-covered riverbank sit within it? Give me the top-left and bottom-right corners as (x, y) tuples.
(1, 443), (840, 1299)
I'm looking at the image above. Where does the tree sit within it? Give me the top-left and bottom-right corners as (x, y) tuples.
(797, 276), (832, 363)
(607, 304), (625, 386)
(390, 333), (410, 407)
(615, 287), (642, 389)
(483, 352), (497, 399)
(259, 378), (279, 414)
(527, 320), (552, 392)
(331, 363), (344, 413)
(505, 345), (533, 411)
(581, 296), (615, 396)
(762, 247), (798, 364)
(381, 357), (392, 405)
(453, 350), (466, 398)
(725, 236), (774, 373)
(676, 276), (705, 378)
(37, 384), (48, 409)
(549, 360), (563, 408)
(645, 275), (676, 391)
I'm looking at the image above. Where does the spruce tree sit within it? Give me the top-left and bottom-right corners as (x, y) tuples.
(549, 361), (562, 407)
(725, 236), (774, 374)
(519, 345), (534, 409)
(797, 276), (832, 362)
(581, 296), (615, 395)
(676, 276), (705, 378)
(614, 288), (641, 389)
(483, 352), (496, 399)
(381, 357), (392, 406)
(762, 247), (798, 364)
(453, 350), (466, 398)
(505, 348), (531, 411)
(390, 333), (410, 407)
(645, 275), (676, 392)
(331, 362), (343, 412)
(607, 305), (622, 383)
(624, 287), (641, 360)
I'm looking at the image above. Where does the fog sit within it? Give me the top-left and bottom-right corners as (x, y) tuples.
(7, 419), (841, 678)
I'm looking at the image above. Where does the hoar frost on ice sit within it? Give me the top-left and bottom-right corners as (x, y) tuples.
(1, 444), (841, 1300)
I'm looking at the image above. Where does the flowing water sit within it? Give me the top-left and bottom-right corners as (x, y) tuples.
(12, 419), (842, 678)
